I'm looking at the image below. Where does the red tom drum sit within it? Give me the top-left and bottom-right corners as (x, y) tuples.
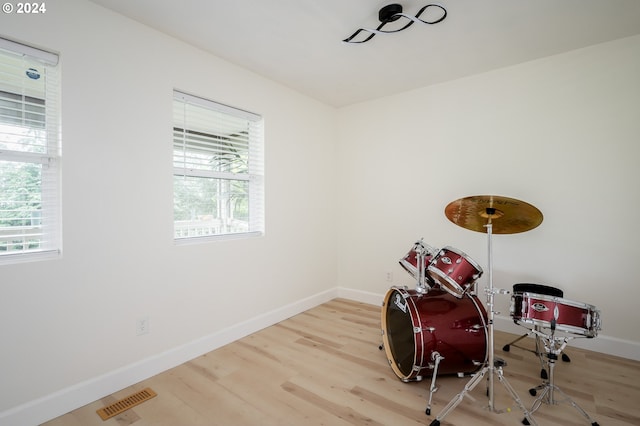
(381, 286), (488, 382)
(427, 246), (483, 298)
(510, 292), (601, 337)
(399, 241), (437, 283)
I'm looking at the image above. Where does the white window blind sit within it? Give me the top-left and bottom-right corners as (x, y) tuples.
(0, 37), (61, 264)
(173, 91), (264, 241)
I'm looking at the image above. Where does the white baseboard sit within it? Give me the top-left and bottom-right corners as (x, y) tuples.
(0, 288), (339, 426)
(337, 286), (385, 306)
(2, 286), (638, 426)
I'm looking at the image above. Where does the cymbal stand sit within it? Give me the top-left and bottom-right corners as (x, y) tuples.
(429, 221), (538, 426)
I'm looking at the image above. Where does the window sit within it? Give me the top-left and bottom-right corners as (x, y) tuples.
(0, 38), (60, 264)
(173, 91), (264, 242)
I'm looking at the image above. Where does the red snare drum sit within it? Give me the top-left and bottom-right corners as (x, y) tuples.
(399, 241), (437, 282)
(510, 292), (601, 337)
(381, 286), (488, 382)
(427, 246), (483, 298)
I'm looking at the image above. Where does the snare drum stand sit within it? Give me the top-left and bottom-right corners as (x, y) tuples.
(524, 327), (600, 426)
(429, 221), (538, 426)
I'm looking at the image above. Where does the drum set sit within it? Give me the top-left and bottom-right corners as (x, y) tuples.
(379, 195), (602, 426)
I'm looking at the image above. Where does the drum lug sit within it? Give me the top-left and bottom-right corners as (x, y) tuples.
(469, 324), (484, 332)
(414, 326), (422, 333)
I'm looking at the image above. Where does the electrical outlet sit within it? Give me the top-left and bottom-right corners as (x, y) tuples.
(385, 271), (393, 282)
(136, 317), (150, 336)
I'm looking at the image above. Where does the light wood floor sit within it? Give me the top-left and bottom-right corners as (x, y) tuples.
(44, 298), (640, 426)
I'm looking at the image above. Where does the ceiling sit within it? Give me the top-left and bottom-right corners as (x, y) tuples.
(88, 0), (640, 107)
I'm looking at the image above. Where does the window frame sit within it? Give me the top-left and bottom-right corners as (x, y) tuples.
(0, 37), (61, 265)
(172, 90), (264, 244)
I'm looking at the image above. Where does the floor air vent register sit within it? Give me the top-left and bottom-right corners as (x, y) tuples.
(96, 387), (157, 420)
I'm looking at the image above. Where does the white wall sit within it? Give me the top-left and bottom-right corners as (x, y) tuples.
(337, 35), (640, 352)
(1, 1), (639, 424)
(0, 0), (337, 423)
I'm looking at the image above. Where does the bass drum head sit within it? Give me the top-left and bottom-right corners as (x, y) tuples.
(382, 288), (417, 378)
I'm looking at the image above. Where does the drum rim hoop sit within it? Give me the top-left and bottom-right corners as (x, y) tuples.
(381, 287), (422, 379)
(439, 246), (484, 273)
(516, 291), (598, 311)
(427, 264), (465, 297)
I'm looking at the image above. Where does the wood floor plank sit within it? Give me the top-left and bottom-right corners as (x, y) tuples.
(41, 298), (640, 426)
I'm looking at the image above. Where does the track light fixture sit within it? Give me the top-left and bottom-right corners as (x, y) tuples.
(343, 3), (447, 44)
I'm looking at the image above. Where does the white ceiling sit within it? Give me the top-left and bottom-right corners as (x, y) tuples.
(89, 0), (640, 107)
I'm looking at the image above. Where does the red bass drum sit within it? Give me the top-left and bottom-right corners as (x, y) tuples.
(381, 286), (488, 382)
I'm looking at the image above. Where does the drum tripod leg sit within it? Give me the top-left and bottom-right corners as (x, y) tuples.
(524, 353), (600, 426)
(551, 386), (599, 426)
(425, 352), (444, 415)
(524, 384), (599, 426)
(493, 365), (538, 426)
(429, 363), (538, 426)
(428, 365), (487, 426)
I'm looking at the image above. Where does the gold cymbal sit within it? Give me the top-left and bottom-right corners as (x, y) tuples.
(445, 195), (543, 234)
